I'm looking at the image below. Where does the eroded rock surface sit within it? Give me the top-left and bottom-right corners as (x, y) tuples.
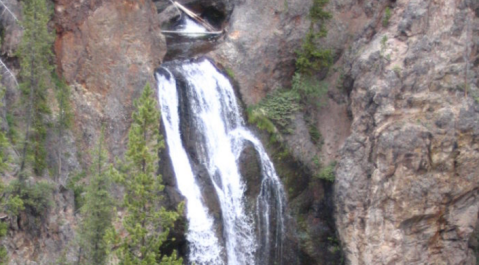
(54, 0), (166, 158)
(335, 0), (479, 264)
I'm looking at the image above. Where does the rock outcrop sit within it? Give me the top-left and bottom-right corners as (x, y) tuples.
(334, 0), (479, 264)
(54, 0), (166, 159)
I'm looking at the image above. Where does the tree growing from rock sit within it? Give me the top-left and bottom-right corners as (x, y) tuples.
(77, 131), (114, 265)
(17, 0), (55, 177)
(109, 83), (183, 265)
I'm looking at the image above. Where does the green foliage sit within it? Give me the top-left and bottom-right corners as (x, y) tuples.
(380, 35), (388, 58)
(382, 7), (392, 27)
(17, 0), (55, 176)
(67, 171), (86, 211)
(0, 180), (9, 264)
(310, 0), (332, 22)
(297, 0), (332, 74)
(5, 180), (53, 231)
(393, 65), (402, 77)
(225, 68), (235, 79)
(109, 84), (183, 265)
(5, 113), (18, 144)
(296, 31), (333, 74)
(292, 72), (328, 108)
(77, 131), (114, 265)
(0, 81), (9, 172)
(248, 89), (300, 134)
(316, 161), (336, 182)
(308, 125), (323, 147)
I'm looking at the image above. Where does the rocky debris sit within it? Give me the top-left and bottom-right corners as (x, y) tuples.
(335, 0), (479, 264)
(54, 0), (166, 159)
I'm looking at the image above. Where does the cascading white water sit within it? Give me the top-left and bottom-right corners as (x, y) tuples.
(157, 59), (287, 265)
(177, 17), (208, 37)
(157, 69), (224, 265)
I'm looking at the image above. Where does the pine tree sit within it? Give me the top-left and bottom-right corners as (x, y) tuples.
(17, 0), (55, 177)
(77, 131), (114, 265)
(112, 83), (183, 265)
(0, 76), (10, 265)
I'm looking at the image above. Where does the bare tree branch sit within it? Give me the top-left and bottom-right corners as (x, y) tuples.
(0, 0), (20, 24)
(0, 58), (19, 88)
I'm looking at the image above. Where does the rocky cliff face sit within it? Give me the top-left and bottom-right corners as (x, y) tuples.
(54, 0), (166, 160)
(2, 0), (479, 264)
(334, 0), (479, 264)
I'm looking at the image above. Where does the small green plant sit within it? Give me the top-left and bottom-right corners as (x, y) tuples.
(393, 65), (402, 76)
(5, 180), (54, 234)
(248, 89), (300, 133)
(328, 236), (342, 254)
(309, 125), (323, 147)
(225, 68), (235, 79)
(381, 35), (388, 53)
(382, 7), (392, 27)
(310, 0), (332, 22)
(296, 31), (333, 74)
(292, 72), (329, 108)
(316, 161), (336, 182)
(66, 171), (87, 211)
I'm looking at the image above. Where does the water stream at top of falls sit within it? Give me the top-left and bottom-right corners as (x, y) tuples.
(177, 17), (208, 37)
(156, 59), (287, 265)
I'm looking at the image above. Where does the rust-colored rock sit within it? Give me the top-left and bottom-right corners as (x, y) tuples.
(54, 0), (166, 158)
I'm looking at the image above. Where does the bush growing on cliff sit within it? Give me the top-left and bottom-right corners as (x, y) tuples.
(296, 31), (333, 74)
(107, 84), (183, 265)
(17, 0), (55, 177)
(316, 161), (336, 182)
(292, 72), (328, 109)
(297, 0), (332, 74)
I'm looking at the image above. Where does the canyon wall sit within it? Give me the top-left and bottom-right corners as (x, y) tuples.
(334, 0), (479, 264)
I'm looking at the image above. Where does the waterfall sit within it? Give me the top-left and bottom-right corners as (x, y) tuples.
(157, 69), (224, 265)
(156, 59), (287, 265)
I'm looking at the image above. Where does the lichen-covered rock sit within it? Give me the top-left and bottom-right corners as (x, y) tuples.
(335, 0), (479, 264)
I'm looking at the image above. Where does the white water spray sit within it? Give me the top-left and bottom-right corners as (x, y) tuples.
(157, 59), (287, 265)
(157, 69), (224, 265)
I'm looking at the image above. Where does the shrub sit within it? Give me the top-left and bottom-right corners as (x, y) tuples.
(316, 161), (336, 182)
(248, 89), (301, 133)
(6, 180), (53, 218)
(296, 31), (333, 74)
(310, 0), (332, 22)
(382, 7), (391, 27)
(292, 72), (329, 109)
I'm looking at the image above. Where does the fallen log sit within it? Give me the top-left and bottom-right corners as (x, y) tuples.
(172, 1), (217, 32)
(161, 30), (223, 35)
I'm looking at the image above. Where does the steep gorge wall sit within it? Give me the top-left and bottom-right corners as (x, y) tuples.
(54, 0), (166, 161)
(334, 0), (479, 264)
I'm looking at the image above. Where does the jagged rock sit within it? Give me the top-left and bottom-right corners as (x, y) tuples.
(335, 1), (479, 264)
(54, 0), (166, 158)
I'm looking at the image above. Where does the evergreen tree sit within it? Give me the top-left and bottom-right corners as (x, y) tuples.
(0, 76), (10, 265)
(77, 131), (114, 265)
(17, 0), (55, 177)
(112, 83), (183, 265)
